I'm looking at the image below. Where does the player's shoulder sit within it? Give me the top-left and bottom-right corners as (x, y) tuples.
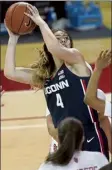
(38, 162), (56, 170)
(67, 48), (84, 63)
(71, 48), (82, 55)
(72, 48), (84, 59)
(81, 150), (102, 156)
(81, 151), (108, 160)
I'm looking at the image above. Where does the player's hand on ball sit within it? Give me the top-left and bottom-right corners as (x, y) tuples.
(95, 49), (112, 70)
(24, 5), (43, 26)
(4, 20), (19, 42)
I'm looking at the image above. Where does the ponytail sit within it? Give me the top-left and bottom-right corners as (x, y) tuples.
(46, 131), (77, 166)
(46, 118), (84, 166)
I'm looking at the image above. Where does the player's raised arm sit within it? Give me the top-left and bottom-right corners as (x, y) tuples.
(4, 24), (33, 85)
(25, 5), (83, 65)
(84, 50), (112, 114)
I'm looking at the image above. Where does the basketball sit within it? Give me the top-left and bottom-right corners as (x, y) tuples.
(5, 2), (36, 35)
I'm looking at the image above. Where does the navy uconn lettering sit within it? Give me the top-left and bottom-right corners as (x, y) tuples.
(45, 79), (69, 95)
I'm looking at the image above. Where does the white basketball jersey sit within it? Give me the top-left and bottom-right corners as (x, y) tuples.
(38, 151), (108, 170)
(104, 101), (112, 118)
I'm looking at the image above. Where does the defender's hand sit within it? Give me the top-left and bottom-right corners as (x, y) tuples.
(95, 50), (112, 70)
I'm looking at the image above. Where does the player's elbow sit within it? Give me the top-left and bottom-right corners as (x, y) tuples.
(4, 70), (10, 79)
(84, 95), (91, 105)
(47, 44), (58, 55)
(4, 70), (15, 80)
(84, 95), (96, 109)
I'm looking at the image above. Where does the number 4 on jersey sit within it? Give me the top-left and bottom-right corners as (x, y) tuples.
(56, 93), (64, 108)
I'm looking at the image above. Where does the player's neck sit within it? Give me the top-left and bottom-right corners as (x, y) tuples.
(51, 64), (64, 79)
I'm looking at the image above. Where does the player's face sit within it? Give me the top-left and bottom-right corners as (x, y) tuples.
(54, 31), (71, 48)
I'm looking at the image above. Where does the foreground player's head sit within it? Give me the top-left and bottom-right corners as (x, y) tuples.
(46, 118), (84, 166)
(53, 29), (73, 48)
(30, 29), (73, 88)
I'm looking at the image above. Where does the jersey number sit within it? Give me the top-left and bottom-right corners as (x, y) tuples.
(56, 93), (64, 108)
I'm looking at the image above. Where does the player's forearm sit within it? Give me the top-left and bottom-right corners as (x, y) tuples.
(84, 69), (105, 112)
(47, 124), (58, 142)
(46, 115), (58, 142)
(38, 19), (59, 53)
(4, 38), (32, 84)
(4, 38), (17, 77)
(84, 69), (102, 102)
(100, 116), (112, 154)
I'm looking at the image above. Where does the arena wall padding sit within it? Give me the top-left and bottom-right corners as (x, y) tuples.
(1, 64), (111, 93)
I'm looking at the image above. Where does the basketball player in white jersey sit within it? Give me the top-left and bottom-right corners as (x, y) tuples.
(38, 118), (108, 170)
(84, 50), (112, 118)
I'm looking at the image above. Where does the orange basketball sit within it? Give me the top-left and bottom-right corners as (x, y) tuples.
(5, 2), (36, 35)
